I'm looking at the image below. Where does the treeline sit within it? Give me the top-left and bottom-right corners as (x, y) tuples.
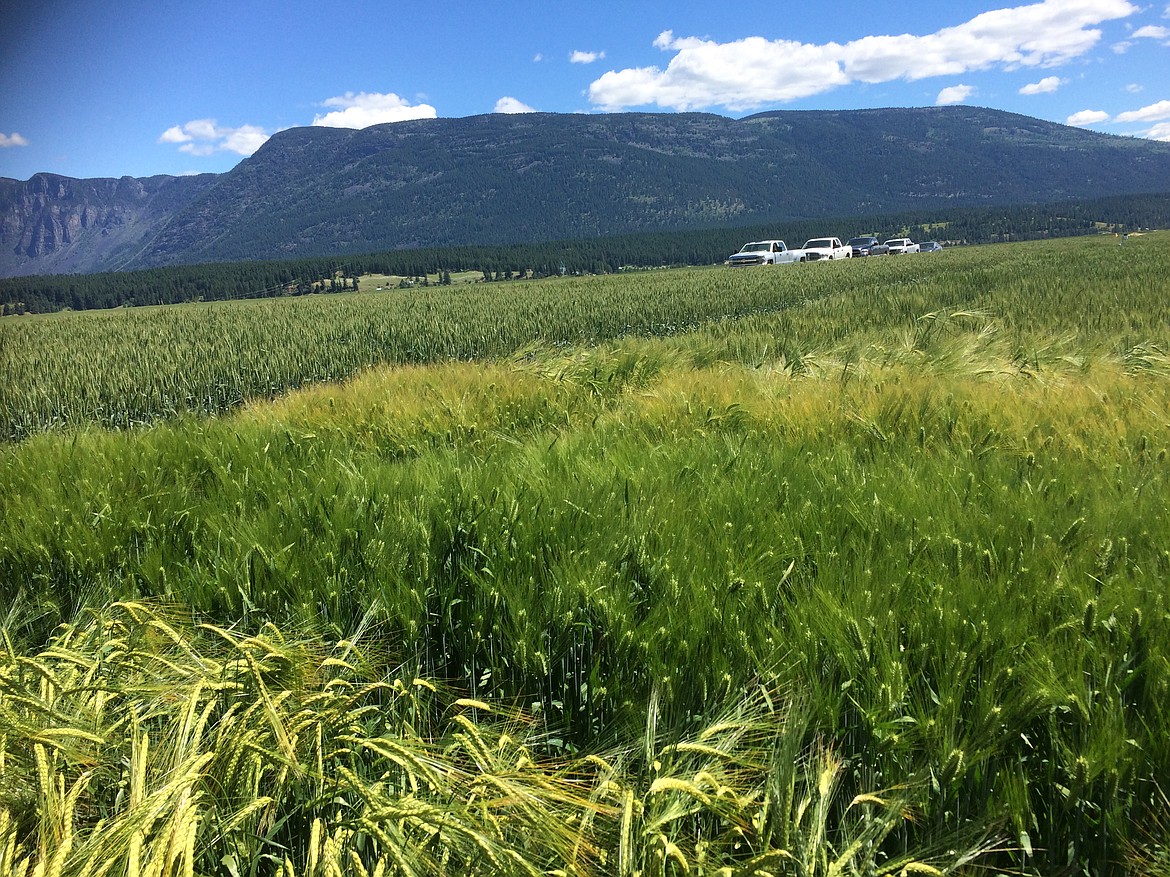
(3, 192), (1167, 315)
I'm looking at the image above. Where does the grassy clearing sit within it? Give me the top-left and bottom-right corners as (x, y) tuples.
(361, 270), (485, 289)
(2, 234), (1170, 873)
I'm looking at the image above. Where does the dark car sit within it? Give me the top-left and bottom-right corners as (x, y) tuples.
(847, 235), (889, 256)
(919, 241), (943, 253)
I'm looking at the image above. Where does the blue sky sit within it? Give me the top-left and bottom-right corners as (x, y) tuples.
(2, 0), (1169, 181)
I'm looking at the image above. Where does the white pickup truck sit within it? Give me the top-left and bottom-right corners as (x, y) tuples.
(727, 240), (801, 267)
(797, 237), (852, 261)
(884, 238), (920, 255)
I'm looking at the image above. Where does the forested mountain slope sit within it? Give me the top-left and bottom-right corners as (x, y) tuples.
(3, 106), (1169, 276)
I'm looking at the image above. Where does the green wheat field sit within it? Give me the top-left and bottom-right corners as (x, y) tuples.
(2, 235), (1168, 876)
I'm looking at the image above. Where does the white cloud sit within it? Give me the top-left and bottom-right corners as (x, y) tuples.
(1145, 121), (1170, 140)
(1020, 75), (1064, 94)
(589, 31), (849, 111)
(936, 84), (976, 105)
(1066, 109), (1111, 125)
(0, 132), (30, 148)
(1114, 99), (1170, 122)
(1132, 24), (1170, 38)
(1126, 83), (1144, 93)
(220, 126), (270, 155)
(158, 119), (269, 156)
(1112, 39), (1133, 52)
(843, 0), (1137, 79)
(588, 0), (1138, 111)
(533, 53), (544, 62)
(570, 50), (606, 64)
(311, 92), (437, 128)
(159, 125), (192, 144)
(494, 96), (537, 114)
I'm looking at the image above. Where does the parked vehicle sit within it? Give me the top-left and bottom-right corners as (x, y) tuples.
(798, 237), (852, 261)
(727, 240), (800, 266)
(919, 241), (943, 253)
(884, 238), (920, 254)
(847, 235), (890, 256)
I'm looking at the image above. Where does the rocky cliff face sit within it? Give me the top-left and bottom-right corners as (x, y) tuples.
(0, 173), (215, 276)
(11, 178), (109, 258)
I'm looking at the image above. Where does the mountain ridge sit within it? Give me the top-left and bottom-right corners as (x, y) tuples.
(3, 106), (1169, 277)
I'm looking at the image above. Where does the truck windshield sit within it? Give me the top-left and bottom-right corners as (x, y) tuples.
(805, 239), (832, 248)
(739, 243), (769, 252)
